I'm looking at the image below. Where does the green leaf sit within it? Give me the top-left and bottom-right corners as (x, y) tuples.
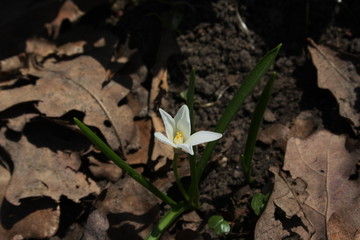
(73, 118), (177, 207)
(241, 72), (276, 183)
(251, 192), (270, 216)
(197, 43), (282, 180)
(208, 215), (231, 236)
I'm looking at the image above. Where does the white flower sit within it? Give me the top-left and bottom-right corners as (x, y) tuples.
(154, 105), (222, 155)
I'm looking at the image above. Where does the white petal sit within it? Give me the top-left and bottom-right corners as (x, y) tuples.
(176, 143), (194, 155)
(154, 132), (176, 148)
(174, 105), (191, 140)
(159, 108), (175, 140)
(185, 131), (222, 146)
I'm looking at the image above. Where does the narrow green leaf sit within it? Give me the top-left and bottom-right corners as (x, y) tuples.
(197, 43), (282, 180)
(73, 118), (177, 207)
(242, 72), (276, 183)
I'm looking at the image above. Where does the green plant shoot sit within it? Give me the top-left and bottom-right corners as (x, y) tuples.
(74, 44), (281, 240)
(241, 72), (276, 183)
(197, 43), (282, 181)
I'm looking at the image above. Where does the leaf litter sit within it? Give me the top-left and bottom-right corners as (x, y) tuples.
(308, 39), (360, 133)
(255, 130), (360, 239)
(1, 1), (360, 239)
(0, 1), (193, 236)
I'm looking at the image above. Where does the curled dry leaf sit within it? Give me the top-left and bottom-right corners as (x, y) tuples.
(308, 39), (360, 132)
(255, 130), (360, 239)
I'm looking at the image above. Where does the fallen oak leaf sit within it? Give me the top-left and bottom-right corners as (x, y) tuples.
(258, 111), (321, 151)
(88, 155), (123, 182)
(308, 39), (360, 132)
(95, 176), (161, 239)
(254, 167), (315, 240)
(283, 130), (360, 239)
(1, 198), (60, 240)
(0, 132), (100, 205)
(256, 130), (360, 239)
(0, 55), (134, 152)
(0, 156), (61, 240)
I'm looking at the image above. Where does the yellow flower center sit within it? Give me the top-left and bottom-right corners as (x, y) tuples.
(173, 131), (184, 144)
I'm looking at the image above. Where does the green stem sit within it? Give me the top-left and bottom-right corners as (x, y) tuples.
(74, 118), (177, 207)
(173, 150), (189, 201)
(146, 203), (189, 240)
(188, 153), (199, 207)
(242, 73), (276, 183)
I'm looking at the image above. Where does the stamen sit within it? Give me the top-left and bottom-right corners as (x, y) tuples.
(174, 131), (184, 144)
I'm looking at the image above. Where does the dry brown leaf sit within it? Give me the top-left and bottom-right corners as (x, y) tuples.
(258, 123), (290, 151)
(254, 167), (315, 240)
(0, 164), (61, 239)
(25, 38), (57, 56)
(88, 156), (123, 182)
(0, 55), (133, 151)
(0, 164), (11, 239)
(328, 213), (358, 240)
(308, 40), (360, 131)
(0, 54), (26, 73)
(149, 26), (181, 166)
(45, 0), (84, 39)
(96, 176), (161, 239)
(57, 40), (87, 57)
(0, 134), (100, 205)
(256, 130), (360, 239)
(258, 111), (321, 151)
(126, 119), (152, 165)
(2, 200), (60, 240)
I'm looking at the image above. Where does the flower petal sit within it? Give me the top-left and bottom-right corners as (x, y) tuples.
(185, 131), (222, 146)
(159, 108), (175, 140)
(154, 132), (176, 148)
(174, 105), (191, 140)
(176, 143), (194, 155)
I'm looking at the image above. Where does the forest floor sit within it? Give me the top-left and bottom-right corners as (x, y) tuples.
(0, 0), (360, 239)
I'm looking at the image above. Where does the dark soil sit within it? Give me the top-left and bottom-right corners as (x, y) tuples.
(1, 0), (359, 239)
